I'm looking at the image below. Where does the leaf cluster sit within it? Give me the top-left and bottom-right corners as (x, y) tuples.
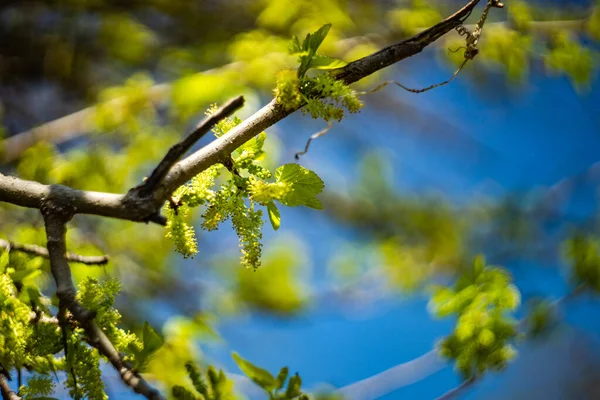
(172, 362), (235, 400)
(274, 24), (363, 122)
(166, 110), (324, 269)
(429, 256), (520, 379)
(232, 352), (307, 400)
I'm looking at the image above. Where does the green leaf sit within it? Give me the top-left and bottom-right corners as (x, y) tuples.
(289, 36), (303, 54)
(0, 249), (10, 271)
(275, 164), (324, 210)
(285, 373), (303, 398)
(10, 267), (42, 282)
(266, 201), (281, 231)
(276, 366), (289, 390)
(172, 385), (197, 400)
(232, 352), (277, 391)
(236, 131), (266, 160)
(303, 24), (331, 55)
(142, 321), (164, 355)
(185, 362), (209, 397)
(309, 55), (347, 70)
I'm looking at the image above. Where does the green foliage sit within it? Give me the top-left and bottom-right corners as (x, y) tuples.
(545, 31), (594, 89)
(301, 74), (363, 122)
(564, 235), (600, 291)
(250, 164), (325, 209)
(289, 24), (346, 79)
(19, 374), (56, 399)
(93, 73), (156, 133)
(507, 1), (533, 31)
(166, 109), (324, 269)
(275, 24), (363, 121)
(100, 13), (156, 64)
(232, 353), (309, 400)
(166, 204), (199, 259)
(172, 362), (235, 400)
(233, 236), (310, 314)
(274, 70), (304, 111)
(386, 0), (441, 35)
(66, 338), (107, 400)
(0, 273), (32, 369)
(525, 298), (558, 338)
(479, 26), (532, 81)
(429, 256), (520, 379)
(127, 321), (165, 371)
(588, 2), (600, 41)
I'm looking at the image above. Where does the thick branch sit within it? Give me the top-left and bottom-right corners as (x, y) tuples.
(42, 207), (165, 400)
(0, 374), (21, 400)
(0, 238), (108, 265)
(134, 96), (244, 198)
(0, 175), (162, 224)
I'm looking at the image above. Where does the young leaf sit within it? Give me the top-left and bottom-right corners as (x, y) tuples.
(285, 373), (303, 398)
(276, 366), (289, 390)
(275, 164), (325, 210)
(0, 249), (9, 271)
(10, 267), (42, 282)
(303, 24), (331, 55)
(266, 201), (281, 230)
(185, 362), (209, 397)
(309, 55), (347, 70)
(142, 321), (164, 355)
(172, 385), (197, 400)
(289, 36), (303, 54)
(232, 352), (277, 391)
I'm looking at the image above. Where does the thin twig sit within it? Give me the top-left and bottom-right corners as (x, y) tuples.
(360, 58), (469, 96)
(435, 376), (477, 400)
(134, 95), (245, 198)
(295, 122), (333, 160)
(42, 207), (165, 400)
(0, 238), (109, 265)
(0, 374), (21, 400)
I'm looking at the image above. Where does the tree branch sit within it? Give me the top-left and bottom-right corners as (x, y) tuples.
(434, 376), (477, 400)
(0, 0), (492, 221)
(153, 0), (484, 200)
(42, 206), (165, 400)
(0, 238), (109, 265)
(133, 95), (245, 198)
(0, 174), (163, 224)
(336, 349), (446, 400)
(0, 374), (21, 400)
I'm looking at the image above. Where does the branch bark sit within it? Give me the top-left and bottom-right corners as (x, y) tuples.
(0, 238), (108, 265)
(133, 95), (244, 198)
(0, 375), (21, 400)
(42, 205), (165, 400)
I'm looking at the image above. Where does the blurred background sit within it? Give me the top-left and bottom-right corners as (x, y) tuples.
(1, 0), (599, 398)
